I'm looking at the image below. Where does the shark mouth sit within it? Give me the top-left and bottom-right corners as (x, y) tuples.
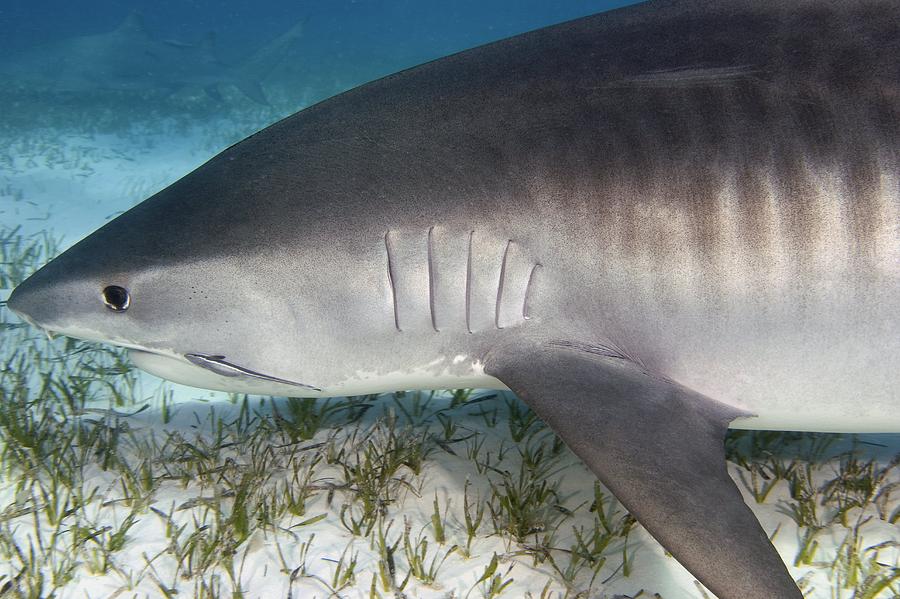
(184, 353), (322, 391)
(127, 348), (322, 394)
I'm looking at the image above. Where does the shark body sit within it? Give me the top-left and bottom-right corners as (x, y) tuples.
(8, 0), (899, 597)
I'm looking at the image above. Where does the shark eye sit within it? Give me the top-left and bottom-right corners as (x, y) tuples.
(102, 286), (130, 312)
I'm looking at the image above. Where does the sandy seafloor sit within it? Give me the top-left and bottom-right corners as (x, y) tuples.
(0, 14), (899, 599)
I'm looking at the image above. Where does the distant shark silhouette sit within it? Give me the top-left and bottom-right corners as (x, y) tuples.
(0, 13), (304, 105)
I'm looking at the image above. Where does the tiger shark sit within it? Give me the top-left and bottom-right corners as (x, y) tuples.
(0, 13), (304, 104)
(7, 0), (898, 596)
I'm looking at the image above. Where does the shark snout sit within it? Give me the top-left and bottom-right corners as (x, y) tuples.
(5, 261), (81, 333)
(6, 269), (118, 346)
(7, 275), (50, 330)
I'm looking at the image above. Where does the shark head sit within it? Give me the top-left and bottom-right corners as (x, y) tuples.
(6, 131), (504, 399)
(10, 148), (312, 394)
(6, 201), (325, 396)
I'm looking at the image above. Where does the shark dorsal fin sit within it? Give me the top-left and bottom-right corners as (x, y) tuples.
(201, 31), (217, 53)
(200, 32), (220, 62)
(115, 12), (149, 38)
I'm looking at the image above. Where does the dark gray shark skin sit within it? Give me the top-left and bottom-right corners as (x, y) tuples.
(0, 13), (304, 104)
(8, 0), (899, 597)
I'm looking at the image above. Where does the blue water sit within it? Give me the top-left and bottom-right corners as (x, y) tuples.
(1, 0), (636, 93)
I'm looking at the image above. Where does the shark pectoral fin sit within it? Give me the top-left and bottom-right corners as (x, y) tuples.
(115, 12), (150, 39)
(483, 339), (802, 599)
(234, 79), (270, 106)
(204, 84), (224, 103)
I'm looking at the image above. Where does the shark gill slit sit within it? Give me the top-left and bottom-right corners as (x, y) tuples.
(523, 263), (542, 320)
(384, 231), (401, 331)
(495, 239), (513, 329)
(465, 230), (474, 334)
(427, 226), (438, 332)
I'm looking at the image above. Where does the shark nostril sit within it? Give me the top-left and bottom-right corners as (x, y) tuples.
(102, 286), (130, 312)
